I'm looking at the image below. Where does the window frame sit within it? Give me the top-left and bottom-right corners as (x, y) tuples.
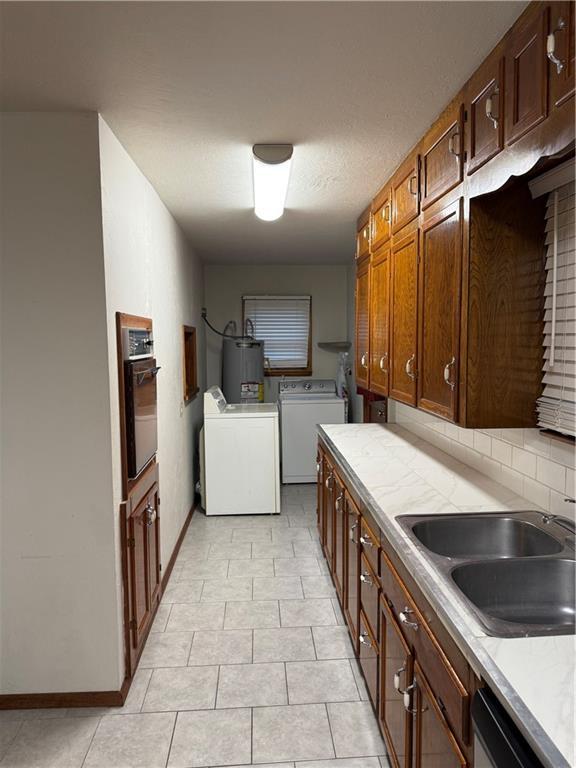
(242, 295), (313, 377)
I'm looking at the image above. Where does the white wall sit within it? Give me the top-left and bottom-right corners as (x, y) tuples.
(99, 118), (205, 606)
(389, 401), (575, 517)
(0, 113), (121, 692)
(204, 264), (349, 401)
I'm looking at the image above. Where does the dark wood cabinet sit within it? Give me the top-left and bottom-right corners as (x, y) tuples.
(380, 596), (413, 768)
(369, 246), (390, 397)
(391, 153), (420, 234)
(412, 663), (468, 768)
(549, 0), (575, 108)
(355, 256), (371, 389)
(322, 457), (336, 558)
(359, 610), (379, 709)
(421, 102), (464, 209)
(505, 4), (549, 144)
(344, 491), (361, 654)
(467, 53), (505, 175)
(332, 475), (345, 600)
(389, 226), (418, 406)
(417, 199), (462, 422)
(371, 188), (392, 250)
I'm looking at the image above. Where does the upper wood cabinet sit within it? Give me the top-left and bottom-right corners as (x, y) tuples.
(371, 188), (392, 250)
(467, 52), (505, 175)
(370, 246), (390, 397)
(505, 4), (549, 145)
(421, 102), (464, 209)
(356, 222), (371, 260)
(549, 0), (575, 108)
(389, 227), (418, 406)
(391, 153), (420, 234)
(355, 257), (371, 389)
(417, 200), (462, 422)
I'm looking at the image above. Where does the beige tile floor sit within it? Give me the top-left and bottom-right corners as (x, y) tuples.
(0, 484), (391, 768)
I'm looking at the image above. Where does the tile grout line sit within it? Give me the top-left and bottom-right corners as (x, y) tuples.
(324, 701), (338, 760)
(164, 710), (179, 768)
(78, 713), (102, 768)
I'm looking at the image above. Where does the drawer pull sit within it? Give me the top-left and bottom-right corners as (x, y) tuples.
(394, 665), (408, 695)
(547, 18), (566, 75)
(359, 534), (374, 547)
(443, 356), (456, 390)
(359, 632), (373, 648)
(335, 492), (344, 511)
(403, 683), (416, 714)
(405, 354), (416, 381)
(325, 473), (333, 490)
(448, 131), (460, 157)
(399, 607), (418, 631)
(485, 87), (499, 129)
(350, 522), (359, 543)
(379, 353), (388, 373)
(360, 571), (373, 586)
(145, 504), (157, 527)
(408, 175), (418, 196)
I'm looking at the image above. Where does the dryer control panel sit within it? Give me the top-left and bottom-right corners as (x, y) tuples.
(278, 379), (337, 397)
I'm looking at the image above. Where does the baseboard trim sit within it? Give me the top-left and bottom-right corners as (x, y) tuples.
(0, 500), (197, 710)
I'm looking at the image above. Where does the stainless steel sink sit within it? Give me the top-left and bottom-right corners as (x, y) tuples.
(410, 515), (563, 559)
(398, 511), (576, 637)
(452, 558), (576, 635)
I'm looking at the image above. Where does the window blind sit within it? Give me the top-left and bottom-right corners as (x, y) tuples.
(242, 295), (311, 370)
(536, 179), (576, 437)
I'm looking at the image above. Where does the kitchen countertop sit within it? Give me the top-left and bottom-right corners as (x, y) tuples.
(318, 422), (575, 768)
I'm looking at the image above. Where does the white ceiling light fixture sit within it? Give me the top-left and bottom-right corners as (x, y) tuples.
(252, 144), (293, 222)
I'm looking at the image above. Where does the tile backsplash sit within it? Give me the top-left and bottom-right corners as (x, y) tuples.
(388, 401), (575, 517)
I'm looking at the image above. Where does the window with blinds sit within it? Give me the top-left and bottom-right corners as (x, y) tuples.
(242, 295), (312, 374)
(532, 166), (575, 437)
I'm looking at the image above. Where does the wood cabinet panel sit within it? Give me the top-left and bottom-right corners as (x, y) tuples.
(380, 597), (412, 768)
(323, 458), (336, 560)
(369, 246), (390, 396)
(390, 228), (418, 406)
(333, 475), (345, 600)
(355, 257), (370, 389)
(360, 552), (380, 639)
(467, 53), (505, 174)
(549, 0), (575, 107)
(392, 153), (420, 234)
(505, 5), (549, 144)
(421, 102), (464, 209)
(359, 610), (379, 708)
(417, 199), (462, 422)
(357, 223), (371, 260)
(345, 492), (361, 654)
(371, 190), (392, 250)
(413, 663), (468, 768)
(360, 516), (380, 577)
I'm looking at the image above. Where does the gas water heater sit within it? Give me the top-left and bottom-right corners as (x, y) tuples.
(222, 337), (265, 404)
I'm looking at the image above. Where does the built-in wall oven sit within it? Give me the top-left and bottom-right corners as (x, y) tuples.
(123, 327), (160, 478)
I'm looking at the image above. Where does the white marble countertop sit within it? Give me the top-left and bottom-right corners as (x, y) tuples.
(319, 422), (575, 768)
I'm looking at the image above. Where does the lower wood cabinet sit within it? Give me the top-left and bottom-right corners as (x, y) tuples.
(344, 490), (361, 654)
(333, 476), (346, 600)
(359, 609), (379, 709)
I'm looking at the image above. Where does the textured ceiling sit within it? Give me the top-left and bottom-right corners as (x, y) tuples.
(0, 1), (527, 263)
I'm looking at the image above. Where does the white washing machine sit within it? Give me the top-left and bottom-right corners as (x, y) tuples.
(202, 386), (280, 516)
(279, 379), (346, 484)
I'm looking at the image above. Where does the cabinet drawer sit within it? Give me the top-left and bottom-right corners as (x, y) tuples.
(381, 552), (470, 743)
(359, 609), (379, 709)
(360, 553), (380, 640)
(357, 224), (371, 259)
(360, 517), (380, 576)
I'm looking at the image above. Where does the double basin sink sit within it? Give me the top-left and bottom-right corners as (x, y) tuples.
(398, 511), (575, 637)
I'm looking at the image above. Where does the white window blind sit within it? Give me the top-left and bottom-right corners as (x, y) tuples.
(242, 295), (311, 371)
(536, 178), (576, 437)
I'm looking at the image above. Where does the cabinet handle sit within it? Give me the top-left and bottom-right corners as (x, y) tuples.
(399, 606), (419, 631)
(360, 353), (368, 369)
(448, 130), (460, 157)
(547, 18), (566, 74)
(383, 203), (391, 222)
(325, 472), (334, 489)
(363, 226), (369, 240)
(403, 683), (417, 714)
(359, 534), (374, 548)
(145, 504), (157, 527)
(379, 353), (388, 373)
(443, 356), (456, 390)
(485, 86), (499, 129)
(360, 571), (373, 586)
(394, 665), (408, 695)
(405, 354), (416, 381)
(408, 175), (418, 196)
(335, 492), (344, 511)
(316, 461), (321, 473)
(359, 631), (373, 648)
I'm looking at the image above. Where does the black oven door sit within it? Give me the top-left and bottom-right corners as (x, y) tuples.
(125, 358), (160, 478)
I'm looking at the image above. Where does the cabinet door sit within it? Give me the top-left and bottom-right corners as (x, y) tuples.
(355, 258), (371, 389)
(326, 473), (343, 584)
(322, 459), (335, 556)
(147, 486), (161, 606)
(417, 200), (462, 422)
(506, 5), (549, 144)
(390, 228), (418, 406)
(421, 103), (464, 209)
(370, 247), (390, 397)
(334, 479), (346, 601)
(128, 483), (160, 652)
(357, 223), (371, 260)
(392, 154), (420, 234)
(549, 1), (575, 108)
(467, 54), (505, 174)
(316, 447), (324, 537)
(380, 597), (413, 768)
(371, 191), (392, 250)
(359, 610), (379, 709)
(412, 663), (468, 768)
(344, 492), (361, 654)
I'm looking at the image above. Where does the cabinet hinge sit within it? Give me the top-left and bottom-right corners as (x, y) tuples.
(127, 537), (135, 548)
